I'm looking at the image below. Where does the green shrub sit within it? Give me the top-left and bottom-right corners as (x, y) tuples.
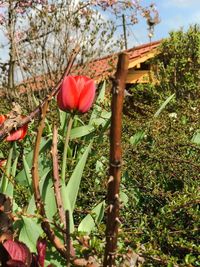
(154, 24), (200, 99)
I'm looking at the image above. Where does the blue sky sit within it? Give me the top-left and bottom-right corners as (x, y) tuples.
(1, 0), (200, 60)
(122, 0), (200, 47)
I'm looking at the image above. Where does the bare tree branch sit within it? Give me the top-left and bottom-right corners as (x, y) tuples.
(32, 100), (67, 259)
(0, 45), (80, 141)
(51, 124), (66, 233)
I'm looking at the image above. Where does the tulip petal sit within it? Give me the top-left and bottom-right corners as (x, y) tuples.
(6, 129), (23, 142)
(57, 90), (69, 111)
(58, 76), (79, 111)
(6, 125), (27, 142)
(78, 80), (96, 113)
(74, 76), (91, 94)
(0, 115), (6, 125)
(19, 124), (28, 140)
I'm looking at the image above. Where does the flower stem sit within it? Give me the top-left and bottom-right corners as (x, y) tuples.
(1, 143), (14, 193)
(61, 116), (73, 181)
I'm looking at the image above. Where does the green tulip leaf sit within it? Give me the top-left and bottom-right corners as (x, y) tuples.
(90, 118), (105, 127)
(0, 144), (14, 193)
(96, 80), (106, 105)
(27, 167), (51, 214)
(23, 155), (32, 192)
(62, 142), (92, 232)
(11, 152), (19, 178)
(70, 125), (95, 139)
(5, 149), (19, 197)
(59, 110), (68, 133)
(19, 216), (43, 252)
(16, 137), (51, 185)
(78, 201), (105, 234)
(41, 175), (57, 220)
(101, 110), (111, 119)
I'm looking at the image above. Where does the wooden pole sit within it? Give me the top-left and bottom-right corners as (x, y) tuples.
(122, 14), (128, 50)
(103, 53), (129, 267)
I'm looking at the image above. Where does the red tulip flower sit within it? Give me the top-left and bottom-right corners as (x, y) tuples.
(0, 115), (28, 142)
(57, 75), (96, 113)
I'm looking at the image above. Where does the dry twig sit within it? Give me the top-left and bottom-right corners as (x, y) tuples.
(32, 100), (67, 258)
(51, 125), (66, 230)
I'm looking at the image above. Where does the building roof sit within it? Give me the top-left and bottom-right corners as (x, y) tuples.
(0, 40), (161, 96)
(71, 40), (161, 83)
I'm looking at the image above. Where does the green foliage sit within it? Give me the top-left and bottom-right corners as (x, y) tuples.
(155, 24), (200, 99)
(192, 130), (200, 145)
(0, 77), (199, 266)
(119, 84), (200, 266)
(78, 201), (105, 234)
(0, 82), (109, 264)
(74, 83), (200, 266)
(62, 142), (93, 232)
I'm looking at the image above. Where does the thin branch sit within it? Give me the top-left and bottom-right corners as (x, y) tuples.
(61, 117), (73, 181)
(103, 53), (129, 267)
(51, 125), (75, 261)
(51, 124), (66, 231)
(0, 45), (80, 141)
(32, 100), (67, 259)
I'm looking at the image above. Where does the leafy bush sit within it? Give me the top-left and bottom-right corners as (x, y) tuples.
(154, 24), (200, 99)
(77, 83), (200, 266)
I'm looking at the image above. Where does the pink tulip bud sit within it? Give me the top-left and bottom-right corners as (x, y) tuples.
(57, 75), (96, 114)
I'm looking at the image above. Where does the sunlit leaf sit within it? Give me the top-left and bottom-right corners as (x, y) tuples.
(16, 137), (51, 185)
(22, 156), (32, 192)
(0, 144), (14, 193)
(120, 191), (129, 206)
(78, 201), (105, 234)
(62, 142), (92, 232)
(26, 167), (51, 214)
(70, 125), (95, 139)
(59, 110), (68, 133)
(154, 94), (175, 117)
(130, 130), (145, 145)
(191, 130), (200, 145)
(41, 175), (57, 220)
(19, 216), (43, 252)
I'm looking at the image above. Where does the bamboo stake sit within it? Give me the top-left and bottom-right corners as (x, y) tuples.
(103, 53), (129, 267)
